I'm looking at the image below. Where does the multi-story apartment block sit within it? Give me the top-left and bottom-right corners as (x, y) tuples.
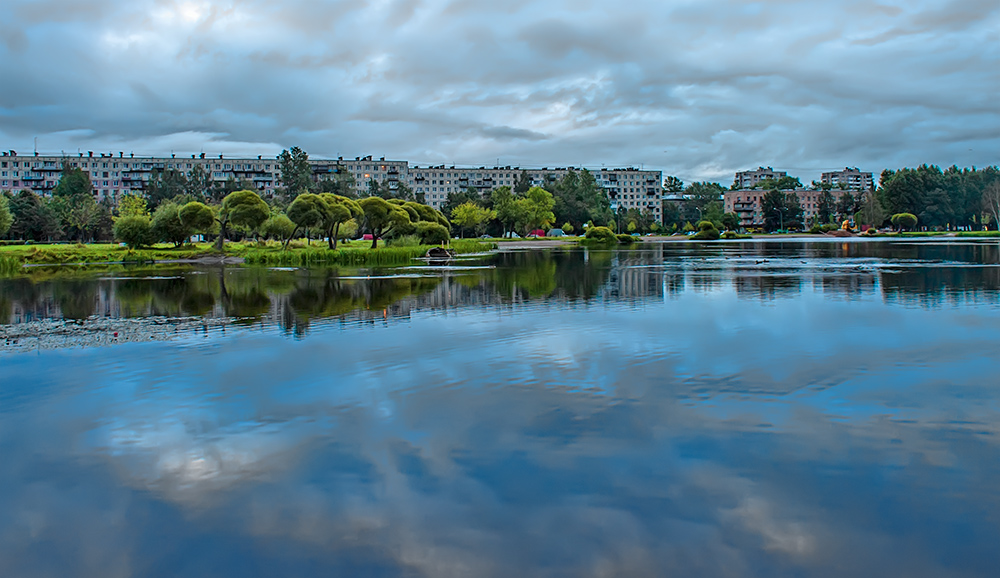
(733, 167), (788, 189)
(407, 165), (662, 221)
(821, 167), (873, 191)
(1, 150), (663, 222)
(724, 189), (856, 228)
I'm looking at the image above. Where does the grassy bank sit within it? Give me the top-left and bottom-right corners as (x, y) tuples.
(0, 240), (496, 273)
(241, 239), (494, 266)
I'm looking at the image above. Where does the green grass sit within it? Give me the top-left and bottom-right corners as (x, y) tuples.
(241, 240), (495, 266)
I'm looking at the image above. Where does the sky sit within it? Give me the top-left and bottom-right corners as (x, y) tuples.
(0, 0), (998, 184)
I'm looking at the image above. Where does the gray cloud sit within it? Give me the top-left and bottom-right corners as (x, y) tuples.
(0, 0), (997, 183)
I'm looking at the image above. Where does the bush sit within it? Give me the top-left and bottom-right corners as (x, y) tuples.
(808, 224), (823, 234)
(690, 220), (721, 240)
(415, 221), (450, 245)
(113, 216), (153, 249)
(891, 212), (918, 231)
(721, 231), (750, 239)
(584, 226), (617, 244)
(616, 233), (636, 244)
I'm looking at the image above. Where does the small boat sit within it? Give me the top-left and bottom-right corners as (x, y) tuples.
(425, 247), (456, 259)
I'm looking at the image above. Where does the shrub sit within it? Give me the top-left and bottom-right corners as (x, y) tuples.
(808, 224), (823, 234)
(721, 231), (750, 239)
(616, 233), (636, 244)
(113, 215), (153, 249)
(415, 221), (450, 245)
(891, 212), (918, 231)
(584, 226), (617, 244)
(690, 220), (721, 240)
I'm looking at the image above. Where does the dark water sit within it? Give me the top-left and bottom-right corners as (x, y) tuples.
(2, 239), (1000, 577)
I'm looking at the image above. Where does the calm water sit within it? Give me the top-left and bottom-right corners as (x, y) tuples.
(2, 239), (1000, 577)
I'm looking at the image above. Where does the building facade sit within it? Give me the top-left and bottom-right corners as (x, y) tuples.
(820, 167), (873, 191)
(724, 189), (855, 228)
(1, 150), (663, 222)
(734, 167), (788, 189)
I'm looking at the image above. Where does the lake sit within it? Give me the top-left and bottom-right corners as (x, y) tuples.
(2, 239), (1000, 577)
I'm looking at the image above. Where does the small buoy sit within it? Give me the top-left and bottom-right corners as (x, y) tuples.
(113, 332), (118, 337)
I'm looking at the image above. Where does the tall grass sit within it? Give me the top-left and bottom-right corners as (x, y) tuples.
(0, 255), (23, 276)
(242, 240), (495, 267)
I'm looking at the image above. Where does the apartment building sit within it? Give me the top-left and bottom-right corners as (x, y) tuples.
(1, 150), (663, 221)
(733, 167), (788, 189)
(821, 167), (873, 191)
(724, 189), (854, 228)
(409, 165), (662, 221)
(0, 150), (281, 200)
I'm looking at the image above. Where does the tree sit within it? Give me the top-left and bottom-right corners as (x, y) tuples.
(8, 191), (60, 241)
(146, 168), (189, 209)
(185, 164), (212, 201)
(359, 196), (411, 248)
(891, 212), (918, 232)
(261, 214), (295, 241)
(562, 222), (574, 234)
(761, 190), (785, 231)
(277, 146), (313, 197)
(451, 202), (496, 238)
(983, 181), (1000, 231)
(514, 170), (532, 194)
(783, 193), (804, 230)
(151, 202), (190, 246)
(0, 195), (12, 237)
(442, 188), (482, 218)
(721, 212), (740, 231)
(817, 191), (835, 224)
(523, 186), (555, 233)
(51, 166), (100, 241)
(835, 191), (858, 223)
(215, 190), (270, 249)
(285, 193), (326, 246)
(117, 194), (150, 219)
(856, 191), (887, 230)
(318, 193), (362, 249)
(113, 216), (152, 249)
(179, 201), (216, 242)
(662, 175), (684, 194)
(548, 169), (610, 230)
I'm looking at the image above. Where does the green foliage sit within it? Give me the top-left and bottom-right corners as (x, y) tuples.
(760, 190), (804, 231)
(117, 194), (149, 220)
(359, 196), (411, 248)
(287, 193), (326, 234)
(583, 226), (617, 244)
(682, 221), (695, 233)
(277, 146), (314, 197)
(388, 235), (422, 247)
(261, 214), (296, 241)
(0, 254), (22, 276)
(690, 220), (721, 240)
(415, 221), (450, 244)
(721, 212), (739, 231)
(616, 233), (636, 244)
(562, 222), (574, 234)
(890, 212), (918, 231)
(222, 190), (270, 231)
(451, 202), (496, 237)
(113, 215), (153, 249)
(179, 202), (215, 234)
(151, 203), (189, 246)
(0, 195), (12, 237)
(721, 231), (750, 239)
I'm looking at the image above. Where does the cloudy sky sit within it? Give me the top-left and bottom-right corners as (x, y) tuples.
(1, 0), (998, 183)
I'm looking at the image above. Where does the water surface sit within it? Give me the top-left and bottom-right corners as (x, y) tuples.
(2, 239), (1000, 577)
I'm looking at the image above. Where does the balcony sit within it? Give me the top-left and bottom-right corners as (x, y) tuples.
(733, 202), (755, 212)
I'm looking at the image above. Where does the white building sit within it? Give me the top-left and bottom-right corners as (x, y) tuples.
(734, 167), (789, 189)
(821, 167), (873, 191)
(1, 150), (663, 221)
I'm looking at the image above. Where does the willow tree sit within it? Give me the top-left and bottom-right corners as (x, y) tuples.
(359, 197), (411, 249)
(285, 193), (326, 248)
(215, 190), (271, 245)
(318, 193), (362, 249)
